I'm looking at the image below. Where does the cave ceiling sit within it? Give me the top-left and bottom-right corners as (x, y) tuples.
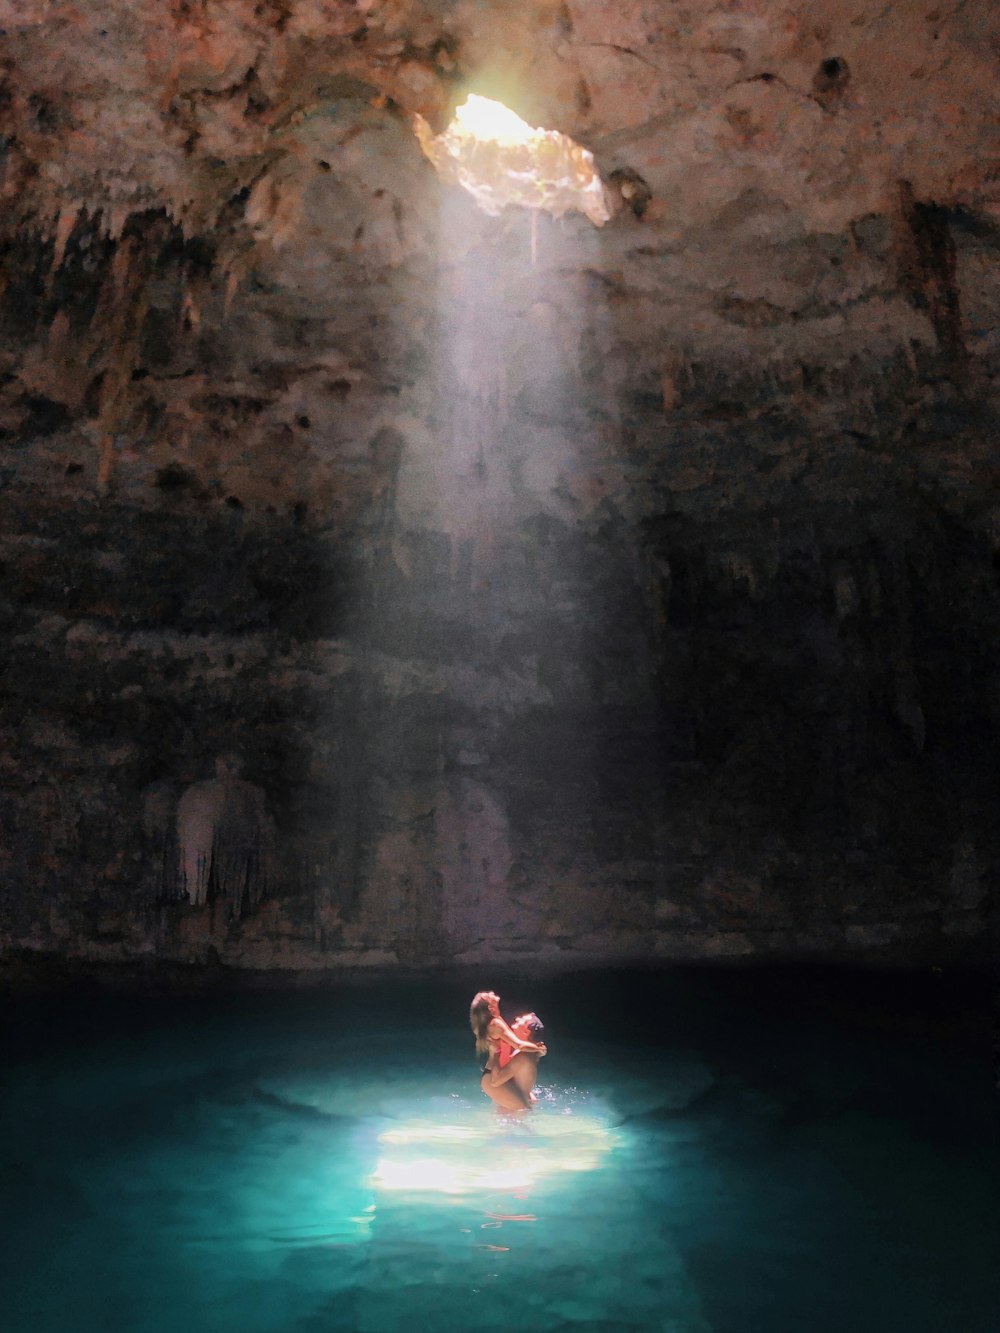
(4, 0), (999, 232)
(1, 0), (999, 496)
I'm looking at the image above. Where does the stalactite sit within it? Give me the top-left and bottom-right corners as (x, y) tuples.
(106, 206), (130, 243)
(49, 206), (78, 277)
(94, 232), (152, 494)
(181, 284), (201, 333)
(661, 349), (684, 412)
(45, 308), (70, 357)
(895, 180), (965, 367)
(176, 756), (274, 919)
(224, 264), (241, 316)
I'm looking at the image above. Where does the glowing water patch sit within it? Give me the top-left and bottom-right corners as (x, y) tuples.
(371, 1106), (618, 1196)
(415, 94), (609, 225)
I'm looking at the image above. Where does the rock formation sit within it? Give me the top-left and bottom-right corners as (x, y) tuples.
(0, 1), (998, 970)
(176, 755), (273, 918)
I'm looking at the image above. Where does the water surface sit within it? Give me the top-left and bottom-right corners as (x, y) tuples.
(1, 966), (996, 1332)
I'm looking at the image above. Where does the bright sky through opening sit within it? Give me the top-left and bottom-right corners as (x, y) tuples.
(452, 94), (547, 145)
(416, 95), (610, 224)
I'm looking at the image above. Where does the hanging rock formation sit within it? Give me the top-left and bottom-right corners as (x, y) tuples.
(176, 756), (274, 918)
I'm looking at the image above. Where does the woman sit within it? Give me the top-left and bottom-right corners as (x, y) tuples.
(470, 990), (546, 1113)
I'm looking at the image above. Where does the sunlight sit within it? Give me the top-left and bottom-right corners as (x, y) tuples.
(415, 94), (609, 224)
(371, 1110), (619, 1196)
(453, 94), (541, 145)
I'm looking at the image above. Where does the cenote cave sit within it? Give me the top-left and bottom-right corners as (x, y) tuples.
(0, 3), (998, 1330)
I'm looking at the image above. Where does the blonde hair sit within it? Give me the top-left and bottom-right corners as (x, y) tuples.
(469, 992), (494, 1055)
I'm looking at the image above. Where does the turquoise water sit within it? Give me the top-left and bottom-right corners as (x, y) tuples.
(1, 968), (996, 1332)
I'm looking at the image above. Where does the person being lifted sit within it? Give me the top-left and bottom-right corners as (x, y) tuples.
(469, 990), (546, 1114)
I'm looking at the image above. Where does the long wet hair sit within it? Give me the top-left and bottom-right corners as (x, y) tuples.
(469, 992), (495, 1055)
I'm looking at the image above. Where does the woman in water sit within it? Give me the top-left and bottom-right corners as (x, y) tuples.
(470, 990), (547, 1113)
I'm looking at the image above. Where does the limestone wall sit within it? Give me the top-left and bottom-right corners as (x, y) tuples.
(1, 1), (998, 970)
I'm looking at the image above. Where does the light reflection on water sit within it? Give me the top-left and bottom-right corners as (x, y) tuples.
(372, 1088), (621, 1196)
(0, 1034), (701, 1331)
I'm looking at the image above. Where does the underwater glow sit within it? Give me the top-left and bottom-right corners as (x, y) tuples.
(414, 95), (610, 224)
(371, 1108), (618, 1196)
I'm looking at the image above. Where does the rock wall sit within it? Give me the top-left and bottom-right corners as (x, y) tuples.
(1, 1), (999, 970)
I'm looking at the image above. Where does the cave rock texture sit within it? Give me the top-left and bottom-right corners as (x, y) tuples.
(1, 1), (999, 971)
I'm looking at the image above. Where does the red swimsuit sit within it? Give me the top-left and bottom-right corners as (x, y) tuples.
(498, 1016), (533, 1068)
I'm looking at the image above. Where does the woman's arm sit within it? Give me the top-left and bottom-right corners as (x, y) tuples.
(488, 1017), (546, 1055)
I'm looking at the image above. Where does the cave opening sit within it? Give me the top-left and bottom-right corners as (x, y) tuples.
(415, 94), (609, 225)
